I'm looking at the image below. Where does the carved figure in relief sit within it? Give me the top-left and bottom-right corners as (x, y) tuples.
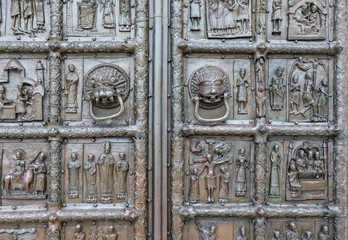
(0, 228), (38, 240)
(115, 152), (128, 199)
(218, 165), (230, 202)
(302, 72), (315, 109)
(289, 74), (301, 114)
(236, 68), (250, 114)
(286, 222), (299, 240)
(288, 163), (301, 191)
(269, 144), (281, 197)
(256, 58), (266, 117)
(99, 0), (115, 28)
(195, 219), (217, 240)
(318, 225), (329, 240)
(189, 166), (200, 203)
(305, 150), (314, 171)
(296, 149), (306, 172)
(68, 152), (81, 199)
(315, 78), (329, 121)
(36, 0), (46, 32)
(119, 0), (131, 31)
(77, 0), (97, 31)
(235, 148), (248, 197)
(105, 226), (118, 240)
(236, 225), (247, 240)
(236, 0), (250, 32)
(23, 0), (34, 33)
(270, 66), (285, 110)
(84, 153), (97, 202)
(16, 86), (29, 119)
(302, 231), (313, 240)
(73, 224), (86, 240)
(11, 0), (22, 34)
(271, 230), (281, 240)
(198, 154), (230, 203)
(271, 0), (282, 34)
(32, 152), (47, 196)
(190, 0), (201, 30)
(98, 141), (115, 203)
(0, 86), (11, 118)
(65, 64), (79, 113)
(4, 149), (26, 193)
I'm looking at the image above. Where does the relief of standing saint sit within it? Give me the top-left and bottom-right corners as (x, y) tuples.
(289, 74), (301, 114)
(23, 0), (34, 33)
(11, 0), (23, 34)
(119, 0), (131, 31)
(286, 222), (299, 240)
(73, 224), (86, 240)
(316, 78), (329, 121)
(115, 152), (129, 199)
(68, 152), (81, 199)
(99, 0), (115, 28)
(77, 0), (97, 31)
(235, 148), (248, 197)
(271, 0), (282, 34)
(189, 166), (199, 203)
(36, 0), (46, 31)
(97, 141), (115, 203)
(105, 226), (118, 240)
(84, 153), (97, 203)
(270, 66), (285, 110)
(65, 64), (79, 113)
(236, 68), (250, 114)
(319, 225), (329, 240)
(32, 152), (47, 196)
(190, 0), (201, 31)
(269, 144), (281, 197)
(218, 165), (230, 203)
(236, 225), (248, 240)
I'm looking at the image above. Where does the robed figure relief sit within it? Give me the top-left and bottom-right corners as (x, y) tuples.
(189, 166), (199, 203)
(115, 152), (129, 200)
(319, 225), (329, 240)
(119, 0), (131, 31)
(289, 74), (301, 114)
(11, 0), (22, 34)
(236, 68), (250, 114)
(316, 78), (329, 121)
(270, 66), (285, 110)
(271, 0), (282, 34)
(105, 226), (118, 240)
(36, 0), (45, 32)
(235, 148), (248, 197)
(84, 153), (97, 203)
(23, 0), (34, 33)
(97, 141), (115, 203)
(67, 153), (80, 199)
(190, 0), (201, 30)
(99, 0), (115, 28)
(269, 144), (281, 197)
(271, 230), (281, 240)
(73, 224), (86, 240)
(65, 64), (79, 113)
(77, 0), (97, 31)
(256, 58), (266, 117)
(236, 225), (248, 240)
(286, 222), (299, 240)
(218, 165), (230, 203)
(195, 219), (217, 240)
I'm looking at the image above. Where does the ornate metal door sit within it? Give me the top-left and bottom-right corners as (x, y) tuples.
(169, 0), (347, 239)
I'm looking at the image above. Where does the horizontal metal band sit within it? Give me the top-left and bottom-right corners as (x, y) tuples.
(178, 39), (342, 55)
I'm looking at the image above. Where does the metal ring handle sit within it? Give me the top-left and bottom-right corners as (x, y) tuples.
(89, 93), (125, 121)
(193, 93), (231, 123)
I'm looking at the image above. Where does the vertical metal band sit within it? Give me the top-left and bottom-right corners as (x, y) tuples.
(50, 0), (63, 40)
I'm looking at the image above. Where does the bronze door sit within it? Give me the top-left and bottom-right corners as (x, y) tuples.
(0, 0), (346, 239)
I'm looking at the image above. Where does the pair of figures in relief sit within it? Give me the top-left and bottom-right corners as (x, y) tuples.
(207, 0), (251, 37)
(189, 139), (248, 203)
(196, 220), (248, 240)
(11, 0), (45, 36)
(293, 2), (325, 35)
(73, 224), (118, 240)
(3, 150), (47, 198)
(67, 141), (129, 202)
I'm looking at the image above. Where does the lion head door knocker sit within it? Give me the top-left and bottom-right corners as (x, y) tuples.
(188, 66), (232, 123)
(84, 64), (130, 121)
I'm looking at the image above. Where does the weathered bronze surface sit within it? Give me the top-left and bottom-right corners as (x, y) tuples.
(0, 0), (346, 239)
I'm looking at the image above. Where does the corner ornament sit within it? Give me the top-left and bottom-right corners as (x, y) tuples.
(189, 66), (232, 123)
(84, 64), (130, 121)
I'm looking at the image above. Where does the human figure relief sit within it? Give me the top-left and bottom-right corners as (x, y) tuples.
(195, 219), (217, 240)
(236, 0), (250, 32)
(97, 141), (115, 203)
(77, 0), (97, 31)
(3, 149), (26, 194)
(11, 0), (23, 34)
(119, 0), (131, 31)
(236, 225), (248, 240)
(302, 72), (315, 112)
(286, 222), (299, 240)
(313, 151), (325, 179)
(84, 153), (97, 203)
(270, 66), (285, 110)
(73, 224), (86, 240)
(16, 85), (29, 120)
(31, 152), (47, 196)
(256, 58), (266, 117)
(271, 230), (281, 240)
(296, 149), (306, 172)
(198, 154), (230, 203)
(271, 0), (282, 34)
(288, 163), (301, 190)
(68, 153), (81, 199)
(99, 0), (115, 28)
(35, 0), (45, 32)
(269, 144), (281, 197)
(315, 78), (329, 121)
(104, 226), (118, 240)
(289, 74), (301, 114)
(236, 68), (250, 114)
(65, 64), (79, 113)
(218, 165), (230, 203)
(235, 148), (248, 197)
(302, 231), (313, 240)
(318, 225), (329, 240)
(190, 0), (201, 30)
(189, 166), (199, 203)
(115, 152), (129, 200)
(23, 0), (34, 33)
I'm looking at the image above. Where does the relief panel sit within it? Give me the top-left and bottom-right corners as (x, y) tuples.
(0, 140), (49, 205)
(64, 0), (132, 40)
(63, 221), (134, 240)
(63, 55), (133, 123)
(183, 219), (252, 240)
(0, 0), (49, 40)
(0, 57), (47, 123)
(266, 219), (332, 240)
(63, 138), (134, 204)
(184, 137), (254, 204)
(266, 138), (332, 203)
(267, 56), (333, 122)
(0, 224), (46, 240)
(185, 57), (253, 123)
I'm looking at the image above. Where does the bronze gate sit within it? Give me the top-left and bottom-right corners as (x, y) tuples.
(0, 0), (346, 239)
